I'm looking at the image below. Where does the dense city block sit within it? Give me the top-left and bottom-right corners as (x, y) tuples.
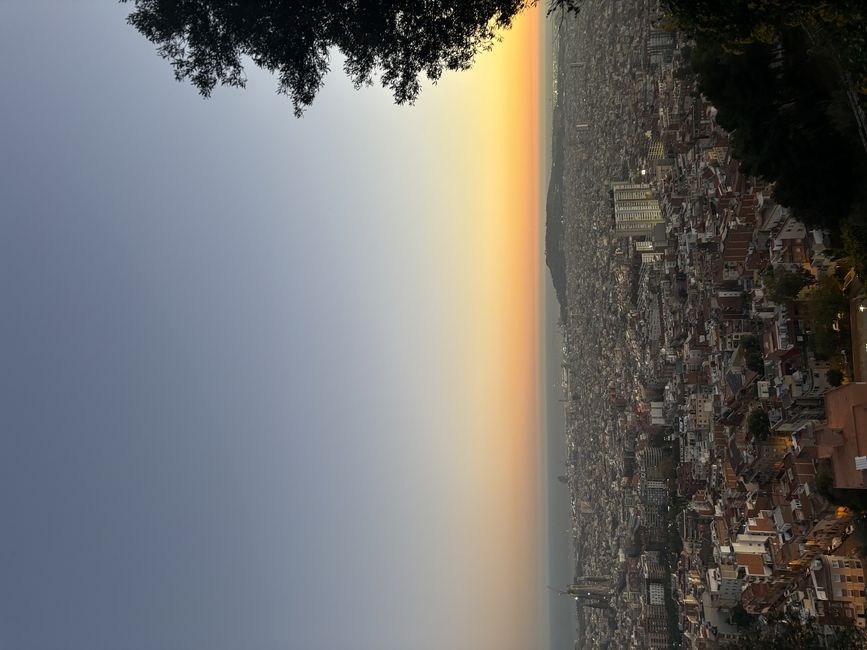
(549, 1), (867, 647)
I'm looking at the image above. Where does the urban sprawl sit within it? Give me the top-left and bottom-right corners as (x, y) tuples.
(550, 1), (867, 648)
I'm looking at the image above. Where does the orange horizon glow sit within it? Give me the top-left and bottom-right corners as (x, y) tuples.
(0, 2), (552, 649)
(414, 6), (547, 647)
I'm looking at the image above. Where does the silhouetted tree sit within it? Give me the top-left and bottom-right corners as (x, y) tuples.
(122, 0), (581, 115)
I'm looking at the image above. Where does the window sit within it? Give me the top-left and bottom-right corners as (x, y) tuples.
(834, 575), (842, 582)
(833, 560), (840, 568)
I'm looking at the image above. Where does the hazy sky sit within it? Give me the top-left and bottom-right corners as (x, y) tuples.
(0, 2), (563, 649)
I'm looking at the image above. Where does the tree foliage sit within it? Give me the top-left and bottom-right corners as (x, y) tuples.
(687, 32), (867, 229)
(730, 603), (757, 629)
(740, 335), (765, 376)
(762, 265), (814, 304)
(721, 611), (867, 649)
(122, 0), (581, 115)
(842, 221), (867, 279)
(748, 409), (770, 441)
(807, 275), (850, 360)
(665, 0), (867, 101)
(664, 0), (864, 53)
(671, 0), (867, 247)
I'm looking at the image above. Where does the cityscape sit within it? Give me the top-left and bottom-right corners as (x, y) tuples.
(4, 0), (867, 648)
(549, 0), (867, 648)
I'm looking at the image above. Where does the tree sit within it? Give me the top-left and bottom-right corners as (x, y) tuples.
(721, 612), (867, 649)
(842, 221), (867, 279)
(122, 0), (581, 116)
(665, 0), (867, 114)
(763, 266), (814, 304)
(807, 275), (850, 359)
(827, 368), (845, 387)
(675, 0), (867, 234)
(740, 335), (765, 376)
(748, 409), (770, 441)
(729, 603), (756, 629)
(664, 0), (865, 53)
(687, 30), (867, 230)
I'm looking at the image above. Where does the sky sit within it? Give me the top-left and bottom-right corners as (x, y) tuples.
(0, 2), (569, 649)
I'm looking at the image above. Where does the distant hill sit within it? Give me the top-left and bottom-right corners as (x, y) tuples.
(545, 34), (569, 322)
(546, 101), (567, 321)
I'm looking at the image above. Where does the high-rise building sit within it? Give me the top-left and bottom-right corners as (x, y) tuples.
(612, 182), (664, 237)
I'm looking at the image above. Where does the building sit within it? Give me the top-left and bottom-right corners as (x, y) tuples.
(649, 581), (666, 606)
(816, 383), (867, 488)
(641, 603), (670, 649)
(707, 564), (743, 607)
(690, 392), (715, 432)
(809, 555), (867, 628)
(612, 182), (665, 237)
